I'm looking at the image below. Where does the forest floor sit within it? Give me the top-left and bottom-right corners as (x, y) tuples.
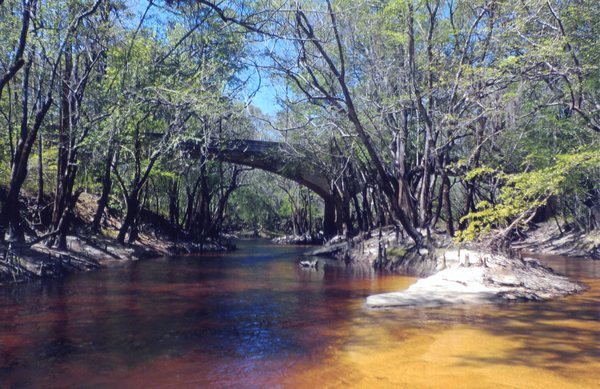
(0, 193), (231, 286)
(512, 222), (600, 259)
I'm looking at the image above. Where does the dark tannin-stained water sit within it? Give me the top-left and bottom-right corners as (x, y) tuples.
(1, 240), (599, 388)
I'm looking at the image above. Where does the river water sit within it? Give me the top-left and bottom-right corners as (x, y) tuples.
(0, 240), (598, 388)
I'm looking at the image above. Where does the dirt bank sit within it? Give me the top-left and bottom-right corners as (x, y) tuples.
(512, 221), (600, 259)
(0, 232), (232, 286)
(1, 193), (233, 286)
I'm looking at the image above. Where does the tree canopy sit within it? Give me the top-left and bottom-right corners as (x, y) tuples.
(0, 0), (598, 248)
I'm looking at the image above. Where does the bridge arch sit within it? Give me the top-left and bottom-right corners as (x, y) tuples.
(204, 140), (338, 237)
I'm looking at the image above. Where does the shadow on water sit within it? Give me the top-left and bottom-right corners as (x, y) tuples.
(449, 279), (600, 372)
(1, 241), (599, 387)
(0, 240), (413, 387)
(339, 254), (600, 385)
(274, 253), (599, 388)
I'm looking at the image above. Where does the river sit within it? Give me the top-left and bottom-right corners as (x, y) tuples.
(0, 240), (598, 388)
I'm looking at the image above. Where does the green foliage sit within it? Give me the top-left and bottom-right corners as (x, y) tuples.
(1, 0), (599, 244)
(464, 166), (495, 182)
(458, 149), (600, 241)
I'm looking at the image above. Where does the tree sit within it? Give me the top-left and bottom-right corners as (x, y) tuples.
(0, 0), (103, 241)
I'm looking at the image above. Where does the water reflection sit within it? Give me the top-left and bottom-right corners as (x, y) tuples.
(0, 241), (412, 387)
(0, 241), (598, 388)
(285, 255), (600, 388)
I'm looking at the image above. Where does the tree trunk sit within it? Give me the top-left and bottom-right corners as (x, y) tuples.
(398, 109), (418, 225)
(92, 146), (116, 231)
(36, 131), (44, 209)
(0, 57), (53, 241)
(459, 119), (485, 230)
(53, 189), (83, 249)
(168, 180), (180, 227)
(431, 178), (445, 228)
(352, 193), (363, 231)
(208, 169), (239, 238)
(361, 186), (373, 231)
(8, 86), (15, 167)
(418, 135), (433, 228)
(52, 46), (73, 230)
(323, 196), (336, 238)
(129, 186), (148, 244)
(442, 172), (454, 237)
(117, 193), (139, 244)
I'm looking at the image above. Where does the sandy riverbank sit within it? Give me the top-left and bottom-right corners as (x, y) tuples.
(366, 248), (585, 307)
(305, 226), (592, 307)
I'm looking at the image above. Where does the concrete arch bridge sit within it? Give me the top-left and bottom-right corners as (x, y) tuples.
(186, 139), (351, 237)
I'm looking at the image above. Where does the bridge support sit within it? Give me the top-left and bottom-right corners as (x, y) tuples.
(323, 197), (336, 239)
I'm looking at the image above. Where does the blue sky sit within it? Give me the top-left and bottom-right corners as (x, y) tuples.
(241, 64), (282, 117)
(127, 0), (283, 117)
(250, 79), (281, 116)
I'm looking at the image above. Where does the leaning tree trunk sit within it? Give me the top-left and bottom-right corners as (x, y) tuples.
(292, 4), (423, 246)
(207, 169), (240, 238)
(117, 192), (139, 244)
(92, 146), (116, 231)
(53, 189), (83, 249)
(0, 58), (53, 241)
